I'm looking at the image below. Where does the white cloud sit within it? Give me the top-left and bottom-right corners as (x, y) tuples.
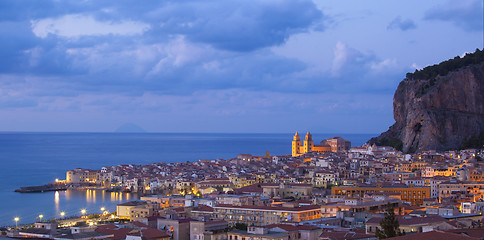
(370, 58), (397, 72)
(148, 36), (207, 75)
(411, 63), (421, 70)
(331, 42), (350, 77)
(31, 14), (150, 38)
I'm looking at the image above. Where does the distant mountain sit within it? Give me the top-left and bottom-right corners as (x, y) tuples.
(115, 123), (146, 133)
(369, 49), (484, 153)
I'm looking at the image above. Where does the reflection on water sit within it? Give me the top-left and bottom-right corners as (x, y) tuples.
(52, 189), (138, 220)
(55, 191), (59, 213)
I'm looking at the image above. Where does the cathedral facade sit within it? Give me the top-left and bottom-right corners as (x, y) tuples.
(292, 132), (351, 157)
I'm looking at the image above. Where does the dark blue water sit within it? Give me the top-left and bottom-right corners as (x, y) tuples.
(0, 132), (374, 226)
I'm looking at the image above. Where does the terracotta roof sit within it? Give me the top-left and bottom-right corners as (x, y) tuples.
(214, 204), (321, 212)
(319, 231), (375, 240)
(386, 230), (479, 240)
(264, 224), (311, 232)
(445, 229), (484, 239)
(140, 228), (170, 239)
(367, 215), (447, 226)
(96, 226), (133, 240)
(234, 184), (263, 193)
(205, 178), (230, 181)
(192, 205), (214, 212)
(131, 221), (150, 228)
(117, 201), (147, 206)
(289, 183), (313, 187)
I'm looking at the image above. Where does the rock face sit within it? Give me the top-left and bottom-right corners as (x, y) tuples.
(371, 62), (484, 153)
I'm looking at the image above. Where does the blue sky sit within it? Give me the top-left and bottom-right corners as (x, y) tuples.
(0, 0), (482, 133)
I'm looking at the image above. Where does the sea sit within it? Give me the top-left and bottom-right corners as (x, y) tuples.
(0, 132), (375, 227)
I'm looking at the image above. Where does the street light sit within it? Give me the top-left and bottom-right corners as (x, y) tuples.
(39, 215), (43, 222)
(81, 209), (86, 217)
(14, 217), (19, 229)
(60, 212), (65, 218)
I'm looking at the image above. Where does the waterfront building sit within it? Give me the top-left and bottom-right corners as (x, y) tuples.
(66, 168), (100, 184)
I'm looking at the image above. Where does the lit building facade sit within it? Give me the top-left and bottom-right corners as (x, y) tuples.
(192, 204), (321, 226)
(331, 184), (431, 205)
(292, 132), (351, 156)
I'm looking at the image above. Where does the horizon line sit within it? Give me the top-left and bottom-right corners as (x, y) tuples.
(0, 130), (379, 135)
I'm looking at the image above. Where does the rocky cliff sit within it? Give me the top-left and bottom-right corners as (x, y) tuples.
(370, 54), (484, 153)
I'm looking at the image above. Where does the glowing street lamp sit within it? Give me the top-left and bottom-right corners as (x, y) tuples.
(14, 217), (19, 229)
(101, 207), (105, 212)
(38, 215), (43, 222)
(60, 212), (65, 218)
(81, 209), (86, 217)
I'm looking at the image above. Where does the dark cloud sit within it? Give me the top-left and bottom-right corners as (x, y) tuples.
(0, 0), (416, 109)
(143, 0), (325, 52)
(0, 21), (38, 73)
(0, 0), (325, 88)
(4, 0), (324, 52)
(387, 16), (417, 31)
(424, 0), (483, 31)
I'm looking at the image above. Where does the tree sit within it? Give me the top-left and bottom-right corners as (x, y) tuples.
(375, 205), (403, 239)
(234, 223), (247, 231)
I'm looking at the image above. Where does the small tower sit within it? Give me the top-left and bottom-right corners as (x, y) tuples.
(303, 131), (314, 154)
(292, 132), (302, 156)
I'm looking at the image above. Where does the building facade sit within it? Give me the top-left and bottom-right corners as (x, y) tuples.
(331, 184), (431, 205)
(292, 132), (351, 156)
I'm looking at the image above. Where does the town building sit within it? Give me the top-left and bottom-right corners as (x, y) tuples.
(331, 184), (431, 205)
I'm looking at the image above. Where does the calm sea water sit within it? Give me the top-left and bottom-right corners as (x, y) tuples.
(0, 132), (374, 227)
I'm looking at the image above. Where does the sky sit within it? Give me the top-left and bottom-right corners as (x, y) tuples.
(0, 0), (482, 134)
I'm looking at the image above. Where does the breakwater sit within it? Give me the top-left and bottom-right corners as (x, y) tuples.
(15, 183), (68, 193)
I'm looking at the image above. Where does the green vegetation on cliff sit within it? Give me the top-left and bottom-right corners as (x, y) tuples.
(406, 48), (484, 80)
(370, 137), (403, 152)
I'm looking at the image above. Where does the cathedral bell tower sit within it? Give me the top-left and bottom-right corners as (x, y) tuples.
(292, 132), (302, 156)
(303, 131), (314, 153)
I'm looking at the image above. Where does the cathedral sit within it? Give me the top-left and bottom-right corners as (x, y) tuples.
(292, 132), (351, 157)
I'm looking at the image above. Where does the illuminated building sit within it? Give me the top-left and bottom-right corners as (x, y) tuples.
(321, 198), (403, 217)
(261, 183), (313, 200)
(228, 225), (322, 240)
(66, 168), (100, 184)
(331, 184), (431, 205)
(192, 204), (321, 226)
(292, 132), (351, 157)
(116, 201), (153, 219)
